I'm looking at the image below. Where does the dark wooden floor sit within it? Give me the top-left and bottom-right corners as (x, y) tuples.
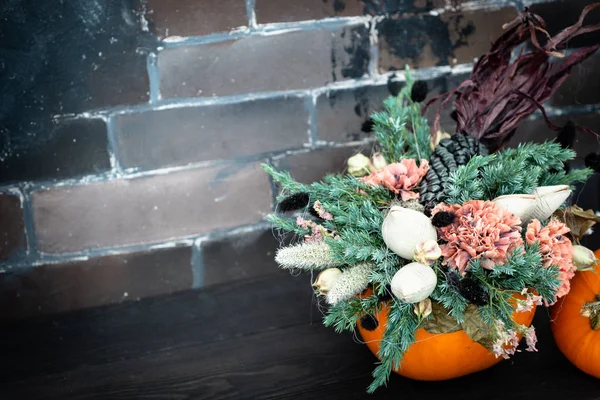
(1, 269), (599, 400)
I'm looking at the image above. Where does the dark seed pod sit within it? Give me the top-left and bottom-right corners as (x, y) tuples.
(410, 80), (429, 103)
(431, 211), (456, 228)
(387, 75), (403, 97)
(556, 120), (576, 149)
(362, 118), (375, 133)
(450, 109), (458, 122)
(458, 277), (489, 306)
(584, 153), (600, 172)
(278, 192), (310, 212)
(360, 314), (379, 331)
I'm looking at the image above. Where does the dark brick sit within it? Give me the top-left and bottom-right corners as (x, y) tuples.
(423, 72), (471, 134)
(32, 162), (272, 254)
(378, 7), (517, 71)
(146, 0), (247, 38)
(114, 98), (309, 170)
(551, 50), (600, 107)
(528, 0), (600, 50)
(508, 113), (600, 161)
(274, 145), (370, 184)
(158, 26), (370, 98)
(255, 0), (363, 23)
(0, 1), (154, 167)
(0, 119), (110, 184)
(316, 84), (390, 143)
(0, 246), (193, 320)
(201, 229), (287, 288)
(0, 193), (26, 260)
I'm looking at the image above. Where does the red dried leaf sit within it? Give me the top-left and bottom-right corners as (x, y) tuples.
(425, 4), (600, 151)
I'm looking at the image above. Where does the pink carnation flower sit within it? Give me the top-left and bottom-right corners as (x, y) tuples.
(432, 200), (523, 275)
(526, 219), (575, 301)
(361, 159), (429, 201)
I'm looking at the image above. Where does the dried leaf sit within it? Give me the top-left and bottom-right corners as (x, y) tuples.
(424, 5), (600, 151)
(422, 301), (461, 334)
(554, 205), (600, 242)
(422, 302), (496, 350)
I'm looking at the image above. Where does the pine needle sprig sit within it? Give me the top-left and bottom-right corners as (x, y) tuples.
(367, 300), (420, 393)
(373, 66), (432, 163)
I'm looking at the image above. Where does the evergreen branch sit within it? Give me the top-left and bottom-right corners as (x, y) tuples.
(368, 300), (419, 393)
(373, 66), (432, 163)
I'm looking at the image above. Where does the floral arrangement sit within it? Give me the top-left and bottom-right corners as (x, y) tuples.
(263, 5), (600, 393)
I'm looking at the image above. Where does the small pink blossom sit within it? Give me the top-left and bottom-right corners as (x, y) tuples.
(523, 326), (538, 352)
(361, 158), (429, 201)
(313, 201), (333, 221)
(296, 217), (333, 243)
(491, 320), (520, 359)
(516, 289), (544, 313)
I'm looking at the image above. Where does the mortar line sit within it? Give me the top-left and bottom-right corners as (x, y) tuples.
(245, 0), (257, 29)
(146, 52), (161, 103)
(18, 185), (39, 260)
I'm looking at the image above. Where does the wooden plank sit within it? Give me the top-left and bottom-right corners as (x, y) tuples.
(0, 272), (599, 399)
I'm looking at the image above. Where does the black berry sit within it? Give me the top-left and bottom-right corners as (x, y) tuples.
(387, 75), (403, 97)
(410, 80), (429, 103)
(360, 314), (379, 331)
(278, 193), (310, 212)
(361, 118), (375, 133)
(431, 211), (456, 228)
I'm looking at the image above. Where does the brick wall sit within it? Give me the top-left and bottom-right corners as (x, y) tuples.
(0, 0), (598, 320)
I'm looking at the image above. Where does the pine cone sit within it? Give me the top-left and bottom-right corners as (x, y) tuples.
(420, 134), (488, 208)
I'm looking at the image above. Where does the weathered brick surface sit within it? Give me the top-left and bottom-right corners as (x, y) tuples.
(254, 0), (363, 23)
(0, 119), (110, 184)
(32, 163), (272, 254)
(146, 0), (247, 38)
(0, 193), (26, 260)
(158, 26), (370, 98)
(201, 229), (286, 288)
(0, 1), (153, 181)
(378, 7), (517, 71)
(114, 97), (309, 170)
(528, 0), (600, 50)
(273, 145), (369, 184)
(316, 84), (390, 143)
(551, 50), (600, 107)
(0, 246), (193, 320)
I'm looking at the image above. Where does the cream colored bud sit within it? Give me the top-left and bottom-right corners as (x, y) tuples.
(573, 245), (598, 271)
(414, 298), (433, 318)
(313, 268), (343, 295)
(347, 154), (372, 177)
(430, 130), (451, 150)
(414, 239), (442, 265)
(370, 152), (388, 171)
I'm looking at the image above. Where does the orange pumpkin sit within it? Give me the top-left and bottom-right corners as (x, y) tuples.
(550, 248), (600, 379)
(357, 294), (537, 381)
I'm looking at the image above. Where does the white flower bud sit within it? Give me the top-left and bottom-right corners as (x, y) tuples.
(391, 262), (437, 303)
(382, 206), (437, 260)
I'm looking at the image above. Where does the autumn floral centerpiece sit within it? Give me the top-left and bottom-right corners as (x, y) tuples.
(263, 5), (600, 393)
